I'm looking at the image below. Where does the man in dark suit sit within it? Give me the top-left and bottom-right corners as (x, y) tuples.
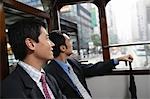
(45, 30), (133, 99)
(1, 19), (66, 99)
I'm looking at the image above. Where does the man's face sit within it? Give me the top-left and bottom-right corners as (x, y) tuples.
(63, 34), (73, 56)
(34, 26), (55, 61)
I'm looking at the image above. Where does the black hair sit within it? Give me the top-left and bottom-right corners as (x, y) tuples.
(49, 30), (68, 58)
(8, 18), (46, 60)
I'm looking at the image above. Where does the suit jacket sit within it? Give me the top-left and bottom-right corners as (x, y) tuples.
(44, 58), (115, 99)
(1, 64), (66, 99)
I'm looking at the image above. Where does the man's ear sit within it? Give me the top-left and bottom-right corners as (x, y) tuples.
(60, 45), (66, 52)
(25, 38), (36, 50)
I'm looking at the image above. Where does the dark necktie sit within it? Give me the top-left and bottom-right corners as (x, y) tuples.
(40, 73), (51, 99)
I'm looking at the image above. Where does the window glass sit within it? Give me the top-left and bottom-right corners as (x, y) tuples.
(60, 3), (103, 63)
(106, 0), (150, 69)
(110, 45), (150, 69)
(16, 0), (44, 11)
(106, 0), (150, 44)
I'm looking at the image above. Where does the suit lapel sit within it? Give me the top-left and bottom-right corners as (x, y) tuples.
(17, 65), (44, 99)
(52, 60), (76, 87)
(67, 58), (84, 81)
(45, 75), (57, 97)
(51, 60), (79, 92)
(67, 58), (92, 96)
(67, 58), (83, 75)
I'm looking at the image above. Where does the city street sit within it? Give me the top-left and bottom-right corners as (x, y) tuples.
(79, 47), (150, 70)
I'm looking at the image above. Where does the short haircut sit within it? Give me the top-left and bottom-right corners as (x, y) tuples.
(49, 30), (68, 58)
(8, 18), (46, 60)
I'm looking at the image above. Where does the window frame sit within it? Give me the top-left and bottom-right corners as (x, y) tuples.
(97, 0), (150, 75)
(56, 0), (150, 75)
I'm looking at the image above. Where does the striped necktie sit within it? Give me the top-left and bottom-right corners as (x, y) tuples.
(40, 73), (51, 99)
(67, 66), (92, 99)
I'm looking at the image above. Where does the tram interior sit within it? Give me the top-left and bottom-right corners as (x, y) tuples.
(1, 0), (150, 99)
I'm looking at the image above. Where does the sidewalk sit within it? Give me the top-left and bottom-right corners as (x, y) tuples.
(80, 53), (103, 64)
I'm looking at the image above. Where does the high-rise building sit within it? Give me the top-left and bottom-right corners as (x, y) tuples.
(16, 0), (43, 10)
(60, 4), (93, 49)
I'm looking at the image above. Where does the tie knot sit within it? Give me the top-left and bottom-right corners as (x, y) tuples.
(40, 72), (46, 83)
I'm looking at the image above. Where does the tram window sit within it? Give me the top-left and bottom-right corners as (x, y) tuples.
(110, 45), (150, 69)
(106, 0), (150, 69)
(60, 3), (103, 63)
(3, 0), (149, 72)
(16, 0), (44, 11)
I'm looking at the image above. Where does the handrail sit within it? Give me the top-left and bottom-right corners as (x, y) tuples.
(104, 41), (150, 48)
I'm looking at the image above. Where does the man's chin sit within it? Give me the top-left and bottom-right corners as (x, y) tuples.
(48, 56), (54, 60)
(68, 52), (73, 56)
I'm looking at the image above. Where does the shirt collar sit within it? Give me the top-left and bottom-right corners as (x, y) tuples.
(54, 59), (70, 74)
(18, 61), (45, 83)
